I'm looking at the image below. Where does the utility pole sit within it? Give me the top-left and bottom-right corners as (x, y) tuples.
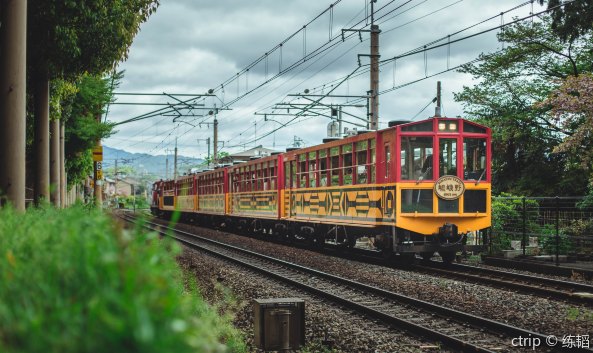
(173, 138), (178, 180)
(342, 0), (380, 131)
(213, 117), (219, 166)
(435, 81), (442, 117)
(165, 157), (169, 179)
(369, 0), (380, 130)
(197, 138), (211, 166)
(93, 136), (102, 208)
(0, 0), (27, 210)
(114, 159), (118, 197)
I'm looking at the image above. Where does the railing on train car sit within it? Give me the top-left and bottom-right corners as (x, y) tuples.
(491, 196), (593, 265)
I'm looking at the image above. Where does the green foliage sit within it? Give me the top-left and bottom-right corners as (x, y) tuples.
(202, 152), (231, 166)
(539, 0), (593, 43)
(538, 224), (573, 255)
(28, 0), (160, 79)
(118, 195), (150, 209)
(0, 205), (246, 353)
(64, 73), (118, 186)
(578, 180), (593, 208)
(455, 17), (592, 196)
(490, 194), (540, 253)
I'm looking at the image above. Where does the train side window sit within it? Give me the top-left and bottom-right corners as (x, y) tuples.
(284, 162), (290, 189)
(355, 140), (368, 184)
(258, 163), (264, 191)
(319, 149), (328, 186)
(270, 161), (276, 190)
(370, 139), (376, 183)
(343, 143), (353, 185)
(309, 151), (317, 187)
(385, 144), (391, 179)
(291, 161), (297, 188)
(298, 154), (307, 188)
(330, 147), (340, 186)
(464, 138), (486, 180)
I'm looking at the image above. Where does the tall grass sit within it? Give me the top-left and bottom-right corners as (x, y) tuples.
(0, 205), (245, 353)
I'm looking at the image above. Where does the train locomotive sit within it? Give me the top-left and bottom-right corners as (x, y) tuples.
(151, 116), (491, 264)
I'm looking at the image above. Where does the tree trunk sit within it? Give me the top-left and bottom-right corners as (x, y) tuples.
(0, 0), (28, 211)
(34, 77), (50, 205)
(60, 119), (66, 207)
(50, 119), (61, 207)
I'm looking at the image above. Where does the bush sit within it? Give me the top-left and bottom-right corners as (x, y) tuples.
(490, 193), (540, 253)
(0, 205), (245, 353)
(539, 224), (573, 255)
(118, 195), (149, 209)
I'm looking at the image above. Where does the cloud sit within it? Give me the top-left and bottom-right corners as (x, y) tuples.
(105, 0), (545, 158)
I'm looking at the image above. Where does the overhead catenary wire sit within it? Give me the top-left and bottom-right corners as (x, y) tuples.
(110, 0), (565, 157)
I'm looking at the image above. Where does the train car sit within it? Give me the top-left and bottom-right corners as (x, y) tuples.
(151, 116), (491, 263)
(389, 117), (491, 262)
(225, 154), (283, 234)
(175, 174), (197, 213)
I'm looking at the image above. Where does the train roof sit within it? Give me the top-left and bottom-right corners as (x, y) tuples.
(156, 116), (489, 184)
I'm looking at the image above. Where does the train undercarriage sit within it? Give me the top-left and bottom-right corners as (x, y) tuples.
(151, 207), (487, 264)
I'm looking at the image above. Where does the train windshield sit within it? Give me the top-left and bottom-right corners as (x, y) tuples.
(400, 137), (433, 180)
(464, 138), (486, 180)
(397, 119), (489, 182)
(439, 138), (457, 177)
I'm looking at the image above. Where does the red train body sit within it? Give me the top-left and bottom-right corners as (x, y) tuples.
(151, 117), (491, 263)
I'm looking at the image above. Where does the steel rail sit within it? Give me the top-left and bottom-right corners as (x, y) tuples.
(119, 213), (590, 353)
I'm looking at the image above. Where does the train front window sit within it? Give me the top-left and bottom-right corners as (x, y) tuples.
(464, 138), (487, 180)
(400, 137), (433, 180)
(439, 138), (457, 177)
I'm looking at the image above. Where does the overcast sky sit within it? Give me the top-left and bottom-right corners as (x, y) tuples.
(104, 0), (544, 161)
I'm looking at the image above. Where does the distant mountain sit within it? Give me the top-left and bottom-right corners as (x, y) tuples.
(103, 146), (203, 180)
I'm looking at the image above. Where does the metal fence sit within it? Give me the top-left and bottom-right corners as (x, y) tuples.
(491, 196), (593, 264)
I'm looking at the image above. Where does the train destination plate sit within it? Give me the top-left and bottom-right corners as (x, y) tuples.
(434, 176), (465, 200)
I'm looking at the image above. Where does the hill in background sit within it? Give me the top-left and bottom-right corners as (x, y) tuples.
(103, 146), (203, 180)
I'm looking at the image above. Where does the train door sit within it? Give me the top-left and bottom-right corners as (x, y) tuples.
(380, 129), (396, 183)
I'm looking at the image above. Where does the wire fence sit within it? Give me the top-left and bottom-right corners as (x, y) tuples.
(491, 196), (593, 264)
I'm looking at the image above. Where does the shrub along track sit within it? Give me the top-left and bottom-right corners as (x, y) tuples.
(120, 212), (591, 353)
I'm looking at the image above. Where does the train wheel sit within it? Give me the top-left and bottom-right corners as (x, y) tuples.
(420, 251), (434, 262)
(397, 253), (416, 266)
(439, 251), (456, 264)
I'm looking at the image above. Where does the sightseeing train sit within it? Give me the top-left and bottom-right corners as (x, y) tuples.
(151, 116), (491, 263)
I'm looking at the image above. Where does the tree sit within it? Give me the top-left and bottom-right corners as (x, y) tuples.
(26, 0), (159, 206)
(455, 17), (593, 195)
(63, 74), (118, 187)
(538, 73), (593, 170)
(202, 152), (230, 167)
(539, 0), (593, 43)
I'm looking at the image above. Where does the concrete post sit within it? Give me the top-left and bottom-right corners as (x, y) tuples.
(0, 0), (27, 211)
(50, 119), (61, 207)
(34, 78), (50, 205)
(60, 119), (66, 207)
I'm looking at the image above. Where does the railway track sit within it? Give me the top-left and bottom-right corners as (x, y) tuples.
(416, 261), (593, 306)
(120, 213), (590, 353)
(127, 210), (593, 306)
